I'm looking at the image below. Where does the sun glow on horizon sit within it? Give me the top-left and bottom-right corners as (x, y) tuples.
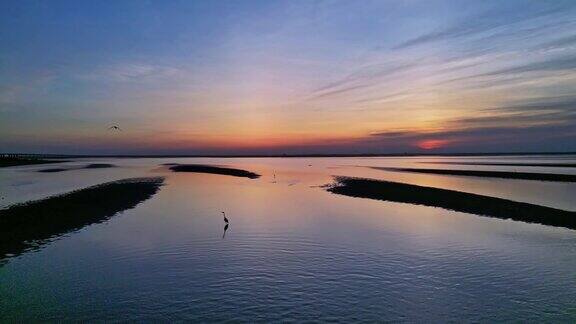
(416, 139), (450, 150)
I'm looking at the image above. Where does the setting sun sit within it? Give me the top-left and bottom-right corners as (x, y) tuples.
(416, 139), (450, 150)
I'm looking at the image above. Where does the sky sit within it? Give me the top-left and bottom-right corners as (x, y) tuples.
(1, 0), (576, 155)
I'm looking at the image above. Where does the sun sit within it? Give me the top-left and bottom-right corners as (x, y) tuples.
(416, 139), (450, 150)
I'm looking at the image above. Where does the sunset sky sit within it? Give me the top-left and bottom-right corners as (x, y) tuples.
(1, 0), (576, 154)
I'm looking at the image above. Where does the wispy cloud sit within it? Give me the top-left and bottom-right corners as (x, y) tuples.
(2, 0), (576, 154)
(393, 1), (572, 50)
(304, 1), (576, 108)
(358, 95), (576, 152)
(78, 63), (182, 83)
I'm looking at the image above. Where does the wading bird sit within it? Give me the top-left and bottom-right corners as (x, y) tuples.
(222, 211), (229, 224)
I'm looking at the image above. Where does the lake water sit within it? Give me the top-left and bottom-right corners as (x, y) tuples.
(1, 156), (576, 322)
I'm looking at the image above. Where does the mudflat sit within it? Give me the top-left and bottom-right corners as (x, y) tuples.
(327, 177), (576, 230)
(0, 177), (164, 260)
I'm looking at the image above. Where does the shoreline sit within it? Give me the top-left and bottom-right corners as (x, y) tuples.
(2, 151), (576, 159)
(0, 157), (68, 168)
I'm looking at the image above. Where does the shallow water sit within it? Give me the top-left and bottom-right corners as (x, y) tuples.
(1, 156), (576, 322)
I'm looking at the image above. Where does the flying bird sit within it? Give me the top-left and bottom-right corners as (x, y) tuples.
(108, 125), (122, 131)
(222, 211), (229, 224)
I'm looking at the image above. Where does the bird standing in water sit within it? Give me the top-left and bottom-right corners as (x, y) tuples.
(222, 211), (229, 224)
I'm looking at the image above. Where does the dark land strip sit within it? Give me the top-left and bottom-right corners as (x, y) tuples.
(0, 177), (164, 261)
(326, 177), (576, 230)
(38, 163), (115, 173)
(371, 167), (576, 182)
(168, 164), (260, 179)
(421, 162), (576, 168)
(0, 157), (68, 168)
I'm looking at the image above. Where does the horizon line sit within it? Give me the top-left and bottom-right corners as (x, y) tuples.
(2, 151), (576, 159)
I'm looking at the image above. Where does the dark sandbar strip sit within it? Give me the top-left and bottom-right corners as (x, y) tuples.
(421, 162), (576, 168)
(371, 167), (576, 182)
(327, 177), (576, 229)
(38, 163), (115, 173)
(0, 157), (68, 168)
(85, 163), (115, 168)
(0, 177), (164, 260)
(169, 164), (260, 179)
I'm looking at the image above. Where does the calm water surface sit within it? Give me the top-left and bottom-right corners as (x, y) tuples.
(1, 156), (576, 322)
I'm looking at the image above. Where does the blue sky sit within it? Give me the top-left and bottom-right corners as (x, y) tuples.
(1, 0), (576, 154)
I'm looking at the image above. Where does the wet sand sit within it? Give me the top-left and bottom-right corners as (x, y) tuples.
(0, 157), (68, 168)
(0, 177), (164, 260)
(38, 163), (116, 173)
(327, 177), (576, 230)
(169, 164), (260, 179)
(371, 167), (576, 182)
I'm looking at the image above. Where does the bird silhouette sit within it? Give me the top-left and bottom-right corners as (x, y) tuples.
(108, 125), (122, 131)
(222, 211), (229, 224)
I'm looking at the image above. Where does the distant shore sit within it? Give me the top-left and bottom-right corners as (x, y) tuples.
(2, 151), (576, 160)
(0, 157), (68, 168)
